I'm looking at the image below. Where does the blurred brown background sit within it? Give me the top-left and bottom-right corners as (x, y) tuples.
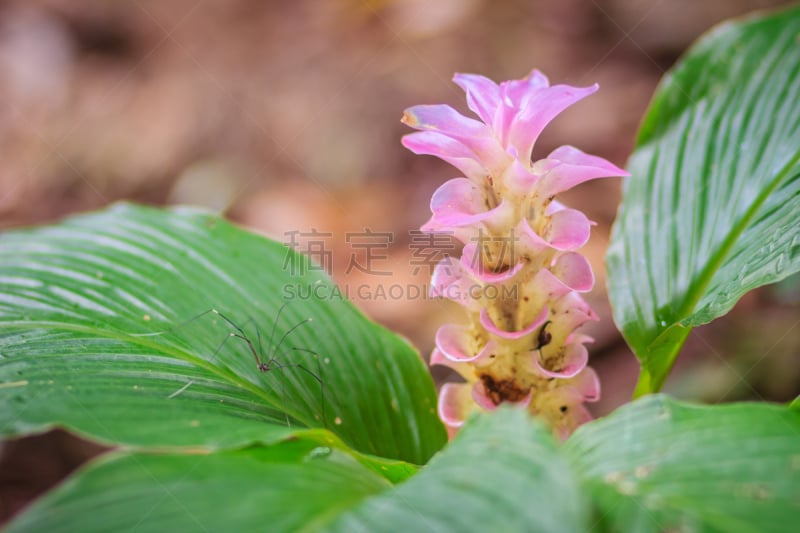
(1, 0), (798, 524)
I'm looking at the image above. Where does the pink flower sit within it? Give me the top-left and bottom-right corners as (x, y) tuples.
(403, 70), (628, 439)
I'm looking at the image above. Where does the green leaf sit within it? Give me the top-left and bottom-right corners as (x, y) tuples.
(606, 7), (800, 394)
(0, 203), (446, 463)
(9, 397), (797, 532)
(328, 407), (588, 532)
(6, 408), (588, 533)
(4, 441), (393, 533)
(565, 395), (800, 532)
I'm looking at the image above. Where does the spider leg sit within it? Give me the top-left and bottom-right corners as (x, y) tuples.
(269, 350), (326, 429)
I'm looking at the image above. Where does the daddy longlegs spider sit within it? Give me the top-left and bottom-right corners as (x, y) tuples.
(210, 306), (327, 428)
(134, 303), (327, 429)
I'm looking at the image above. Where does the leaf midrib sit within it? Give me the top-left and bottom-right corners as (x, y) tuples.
(674, 146), (800, 322)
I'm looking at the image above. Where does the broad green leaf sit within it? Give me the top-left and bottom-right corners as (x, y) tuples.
(606, 7), (800, 394)
(4, 441), (393, 533)
(0, 203), (446, 463)
(328, 408), (588, 533)
(565, 395), (800, 532)
(6, 408), (588, 533)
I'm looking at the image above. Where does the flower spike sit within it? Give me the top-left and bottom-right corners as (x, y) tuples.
(403, 69), (628, 439)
